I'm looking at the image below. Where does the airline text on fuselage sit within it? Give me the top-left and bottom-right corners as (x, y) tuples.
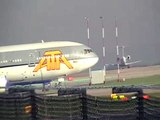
(33, 50), (73, 72)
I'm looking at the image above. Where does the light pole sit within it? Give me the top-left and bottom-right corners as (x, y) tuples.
(85, 17), (90, 46)
(115, 18), (120, 82)
(100, 17), (106, 73)
(85, 17), (92, 79)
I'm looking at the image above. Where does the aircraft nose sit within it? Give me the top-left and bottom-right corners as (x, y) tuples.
(76, 51), (99, 72)
(87, 52), (99, 67)
(93, 53), (99, 65)
(83, 53), (99, 69)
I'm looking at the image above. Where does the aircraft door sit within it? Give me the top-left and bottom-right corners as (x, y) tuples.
(23, 51), (43, 81)
(28, 53), (36, 67)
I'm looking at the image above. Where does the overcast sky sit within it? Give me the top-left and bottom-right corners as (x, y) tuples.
(0, 0), (160, 69)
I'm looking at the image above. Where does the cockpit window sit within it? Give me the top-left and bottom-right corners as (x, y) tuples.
(84, 49), (93, 54)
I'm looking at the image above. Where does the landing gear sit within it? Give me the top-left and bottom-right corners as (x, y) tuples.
(55, 82), (62, 88)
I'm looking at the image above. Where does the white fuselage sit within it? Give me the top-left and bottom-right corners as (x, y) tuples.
(0, 41), (98, 84)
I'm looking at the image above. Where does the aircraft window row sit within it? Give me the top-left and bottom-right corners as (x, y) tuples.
(12, 59), (22, 62)
(36, 54), (69, 60)
(37, 57), (42, 60)
(0, 59), (22, 63)
(36, 57), (57, 60)
(84, 49), (93, 54)
(0, 60), (8, 63)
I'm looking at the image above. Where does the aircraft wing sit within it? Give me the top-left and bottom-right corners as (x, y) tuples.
(125, 60), (141, 65)
(105, 60), (141, 69)
(105, 64), (117, 67)
(105, 64), (119, 70)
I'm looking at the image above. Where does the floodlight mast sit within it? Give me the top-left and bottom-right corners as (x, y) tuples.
(115, 17), (120, 82)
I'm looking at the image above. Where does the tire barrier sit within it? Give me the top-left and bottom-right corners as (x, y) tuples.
(0, 91), (34, 120)
(57, 88), (87, 119)
(144, 95), (160, 120)
(0, 87), (160, 120)
(86, 95), (138, 120)
(58, 88), (86, 96)
(35, 94), (83, 120)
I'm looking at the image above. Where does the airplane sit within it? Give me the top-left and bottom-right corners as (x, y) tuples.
(0, 41), (99, 88)
(105, 46), (141, 69)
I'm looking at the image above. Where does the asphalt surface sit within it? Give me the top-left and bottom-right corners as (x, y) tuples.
(106, 65), (160, 81)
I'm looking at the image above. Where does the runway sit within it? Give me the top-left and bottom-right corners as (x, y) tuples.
(106, 65), (160, 81)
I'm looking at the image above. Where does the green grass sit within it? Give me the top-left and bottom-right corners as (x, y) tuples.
(62, 75), (160, 88)
(105, 75), (160, 87)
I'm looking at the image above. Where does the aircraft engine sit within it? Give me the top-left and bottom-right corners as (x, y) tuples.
(127, 55), (131, 60)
